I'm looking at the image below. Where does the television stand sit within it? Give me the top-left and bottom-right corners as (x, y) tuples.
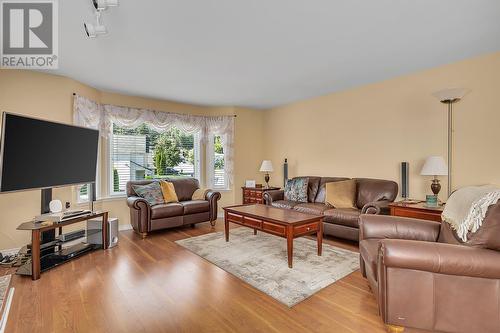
(16, 211), (109, 280)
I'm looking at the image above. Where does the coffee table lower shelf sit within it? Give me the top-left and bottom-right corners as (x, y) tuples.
(223, 206), (323, 268)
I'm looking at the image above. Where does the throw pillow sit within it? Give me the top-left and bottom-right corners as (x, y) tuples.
(284, 178), (308, 202)
(325, 180), (356, 209)
(159, 180), (179, 203)
(132, 182), (165, 206)
(192, 188), (209, 200)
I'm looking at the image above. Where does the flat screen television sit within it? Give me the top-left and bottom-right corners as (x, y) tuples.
(0, 112), (99, 193)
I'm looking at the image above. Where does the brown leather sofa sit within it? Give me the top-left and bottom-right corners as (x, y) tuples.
(263, 176), (398, 241)
(126, 178), (221, 238)
(359, 200), (500, 333)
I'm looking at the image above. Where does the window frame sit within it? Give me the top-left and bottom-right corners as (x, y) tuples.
(207, 133), (229, 190)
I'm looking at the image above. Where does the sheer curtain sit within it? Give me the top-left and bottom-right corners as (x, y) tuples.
(73, 94), (235, 186)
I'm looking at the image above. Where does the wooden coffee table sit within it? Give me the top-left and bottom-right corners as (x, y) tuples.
(223, 204), (323, 268)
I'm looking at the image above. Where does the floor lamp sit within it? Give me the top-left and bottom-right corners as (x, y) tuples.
(432, 88), (468, 198)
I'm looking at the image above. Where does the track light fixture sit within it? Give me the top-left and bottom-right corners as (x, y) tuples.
(92, 0), (119, 11)
(84, 11), (107, 38)
(84, 0), (119, 38)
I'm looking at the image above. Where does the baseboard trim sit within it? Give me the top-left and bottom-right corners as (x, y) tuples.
(0, 248), (20, 257)
(119, 224), (133, 231)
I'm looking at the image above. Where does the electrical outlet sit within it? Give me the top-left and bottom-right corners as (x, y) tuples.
(65, 202), (71, 209)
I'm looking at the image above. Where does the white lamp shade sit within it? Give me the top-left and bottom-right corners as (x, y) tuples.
(421, 156), (448, 176)
(432, 88), (468, 102)
(259, 160), (274, 172)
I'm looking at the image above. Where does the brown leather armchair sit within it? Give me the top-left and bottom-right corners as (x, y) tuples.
(126, 178), (221, 238)
(359, 201), (500, 333)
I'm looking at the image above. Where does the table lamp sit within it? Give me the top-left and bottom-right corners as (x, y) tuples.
(420, 156), (448, 196)
(259, 160), (274, 188)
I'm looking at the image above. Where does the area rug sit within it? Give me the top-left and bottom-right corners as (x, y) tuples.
(0, 275), (11, 309)
(176, 228), (359, 307)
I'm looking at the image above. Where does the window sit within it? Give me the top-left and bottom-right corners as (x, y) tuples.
(109, 123), (200, 195)
(208, 135), (228, 190)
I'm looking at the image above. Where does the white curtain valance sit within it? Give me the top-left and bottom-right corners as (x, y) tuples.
(73, 94), (235, 185)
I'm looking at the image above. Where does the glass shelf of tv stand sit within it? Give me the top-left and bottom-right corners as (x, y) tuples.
(17, 211), (106, 231)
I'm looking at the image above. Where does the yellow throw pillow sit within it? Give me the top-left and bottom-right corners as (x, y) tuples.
(192, 188), (209, 200)
(325, 180), (356, 209)
(159, 180), (179, 203)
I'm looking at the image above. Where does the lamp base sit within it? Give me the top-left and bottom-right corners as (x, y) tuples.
(431, 178), (441, 196)
(264, 174), (270, 189)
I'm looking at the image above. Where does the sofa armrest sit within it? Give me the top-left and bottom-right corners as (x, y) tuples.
(126, 196), (150, 210)
(263, 190), (284, 205)
(380, 239), (500, 279)
(361, 200), (391, 214)
(205, 190), (221, 222)
(359, 214), (440, 242)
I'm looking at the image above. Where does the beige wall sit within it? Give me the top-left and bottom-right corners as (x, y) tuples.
(2, 51), (498, 249)
(0, 70), (265, 249)
(264, 52), (500, 202)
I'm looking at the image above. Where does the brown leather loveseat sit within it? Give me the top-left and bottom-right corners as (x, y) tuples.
(263, 176), (398, 241)
(126, 178), (221, 238)
(359, 200), (500, 333)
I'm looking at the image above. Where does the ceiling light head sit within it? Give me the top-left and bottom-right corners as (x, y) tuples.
(84, 10), (108, 38)
(84, 22), (107, 38)
(92, 0), (119, 10)
(83, 23), (108, 38)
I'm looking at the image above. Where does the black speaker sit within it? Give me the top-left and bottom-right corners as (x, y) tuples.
(401, 162), (409, 199)
(283, 158), (288, 187)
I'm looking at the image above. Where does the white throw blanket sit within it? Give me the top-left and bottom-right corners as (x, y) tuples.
(442, 185), (500, 242)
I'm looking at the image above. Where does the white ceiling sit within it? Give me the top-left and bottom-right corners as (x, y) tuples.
(51, 0), (500, 108)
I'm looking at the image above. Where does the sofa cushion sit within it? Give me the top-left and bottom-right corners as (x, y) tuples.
(151, 203), (184, 219)
(360, 239), (380, 281)
(284, 178), (308, 202)
(314, 177), (351, 203)
(132, 182), (164, 206)
(272, 200), (300, 210)
(325, 180), (356, 209)
(355, 178), (398, 209)
(159, 180), (179, 203)
(294, 203), (330, 215)
(181, 200), (210, 215)
(323, 208), (361, 228)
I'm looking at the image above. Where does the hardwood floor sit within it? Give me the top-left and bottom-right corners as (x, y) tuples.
(4, 220), (389, 333)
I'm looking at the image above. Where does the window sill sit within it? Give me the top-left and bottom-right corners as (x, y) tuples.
(212, 188), (232, 192)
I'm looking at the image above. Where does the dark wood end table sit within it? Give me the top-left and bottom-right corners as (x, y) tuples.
(223, 204), (323, 268)
(389, 201), (444, 222)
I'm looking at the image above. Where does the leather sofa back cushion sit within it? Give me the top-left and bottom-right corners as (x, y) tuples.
(160, 181), (179, 203)
(355, 178), (398, 209)
(325, 180), (356, 209)
(168, 177), (200, 201)
(127, 177), (200, 202)
(132, 182), (164, 206)
(284, 178), (308, 203)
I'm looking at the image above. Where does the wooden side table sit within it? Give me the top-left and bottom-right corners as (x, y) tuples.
(389, 201), (444, 222)
(242, 187), (280, 204)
